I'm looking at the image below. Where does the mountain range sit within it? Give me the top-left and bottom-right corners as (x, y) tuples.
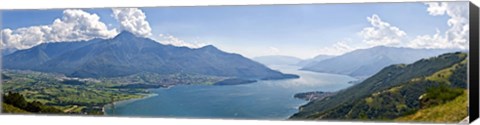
(301, 46), (459, 78)
(3, 31), (298, 80)
(297, 55), (334, 67)
(252, 55), (303, 66)
(252, 54), (334, 68)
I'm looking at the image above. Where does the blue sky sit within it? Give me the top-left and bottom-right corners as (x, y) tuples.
(0, 2), (469, 59)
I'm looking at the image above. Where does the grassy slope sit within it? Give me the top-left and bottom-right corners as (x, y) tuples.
(2, 103), (30, 114)
(291, 52), (467, 119)
(395, 90), (467, 123)
(340, 56), (467, 121)
(425, 58), (467, 85)
(291, 52), (468, 123)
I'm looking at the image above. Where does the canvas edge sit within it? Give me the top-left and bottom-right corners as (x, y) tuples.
(469, 1), (480, 123)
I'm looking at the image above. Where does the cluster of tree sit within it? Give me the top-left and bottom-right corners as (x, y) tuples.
(54, 100), (106, 107)
(81, 106), (103, 115)
(3, 92), (63, 114)
(449, 62), (467, 88)
(61, 80), (86, 85)
(420, 85), (464, 108)
(2, 73), (11, 80)
(111, 84), (162, 89)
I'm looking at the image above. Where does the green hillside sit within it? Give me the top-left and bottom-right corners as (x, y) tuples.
(2, 92), (63, 114)
(2, 103), (30, 114)
(290, 52), (467, 123)
(395, 90), (467, 123)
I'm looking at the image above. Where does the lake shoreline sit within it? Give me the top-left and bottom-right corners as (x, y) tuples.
(103, 93), (159, 115)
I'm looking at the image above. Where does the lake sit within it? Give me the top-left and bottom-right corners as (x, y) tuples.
(104, 65), (356, 120)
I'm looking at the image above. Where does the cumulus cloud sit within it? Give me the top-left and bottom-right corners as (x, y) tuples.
(408, 2), (469, 49)
(112, 8), (152, 37)
(316, 41), (356, 56)
(359, 2), (469, 50)
(155, 34), (208, 48)
(317, 15), (403, 56)
(426, 2), (448, 16)
(359, 14), (407, 47)
(408, 29), (451, 49)
(1, 9), (118, 50)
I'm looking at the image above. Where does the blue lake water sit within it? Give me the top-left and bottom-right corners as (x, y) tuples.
(105, 65), (356, 120)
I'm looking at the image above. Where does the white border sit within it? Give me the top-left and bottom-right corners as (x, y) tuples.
(0, 0), (477, 125)
(0, 114), (436, 125)
(0, 0), (469, 10)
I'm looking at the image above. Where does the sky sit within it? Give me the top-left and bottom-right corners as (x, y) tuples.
(0, 2), (470, 59)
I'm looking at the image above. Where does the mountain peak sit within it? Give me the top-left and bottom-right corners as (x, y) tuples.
(375, 45), (388, 47)
(200, 45), (219, 50)
(371, 45), (390, 49)
(114, 31), (137, 39)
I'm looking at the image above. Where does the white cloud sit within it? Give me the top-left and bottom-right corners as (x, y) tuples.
(408, 2), (469, 49)
(267, 47), (280, 55)
(359, 14), (407, 47)
(316, 41), (356, 56)
(433, 2), (469, 49)
(358, 2), (469, 50)
(1, 9), (118, 50)
(155, 34), (208, 48)
(316, 15), (404, 56)
(425, 2), (448, 16)
(112, 8), (152, 37)
(408, 29), (451, 49)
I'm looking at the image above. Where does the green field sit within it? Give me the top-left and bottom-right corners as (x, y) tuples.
(2, 70), (149, 115)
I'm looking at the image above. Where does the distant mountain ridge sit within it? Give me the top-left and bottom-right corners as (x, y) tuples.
(252, 55), (303, 66)
(3, 31), (298, 80)
(1, 48), (18, 56)
(302, 46), (459, 78)
(297, 55), (334, 67)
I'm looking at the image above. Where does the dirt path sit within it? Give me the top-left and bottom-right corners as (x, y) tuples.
(63, 105), (78, 113)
